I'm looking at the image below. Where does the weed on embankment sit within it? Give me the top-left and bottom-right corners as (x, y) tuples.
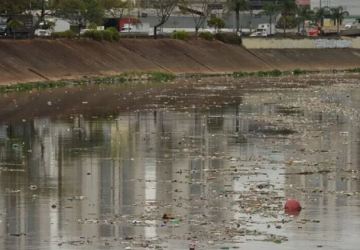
(0, 72), (176, 94)
(1, 68), (360, 94)
(233, 69), (314, 78)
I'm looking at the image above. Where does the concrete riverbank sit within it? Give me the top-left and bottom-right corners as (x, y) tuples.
(1, 39), (360, 85)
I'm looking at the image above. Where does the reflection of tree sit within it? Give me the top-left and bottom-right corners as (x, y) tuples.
(207, 108), (225, 133)
(0, 122), (36, 170)
(0, 101), (261, 245)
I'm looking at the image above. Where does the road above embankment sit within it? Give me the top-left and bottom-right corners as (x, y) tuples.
(1, 38), (360, 85)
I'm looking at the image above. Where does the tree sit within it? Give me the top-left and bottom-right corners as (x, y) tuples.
(7, 19), (24, 39)
(0, 0), (28, 14)
(279, 0), (297, 36)
(29, 0), (56, 27)
(207, 16), (225, 33)
(330, 6), (349, 34)
(84, 0), (104, 25)
(101, 0), (128, 18)
(314, 6), (330, 29)
(296, 5), (313, 35)
(101, 0), (125, 9)
(152, 0), (179, 39)
(181, 0), (212, 35)
(53, 0), (105, 33)
(53, 0), (86, 33)
(261, 1), (279, 36)
(227, 0), (248, 33)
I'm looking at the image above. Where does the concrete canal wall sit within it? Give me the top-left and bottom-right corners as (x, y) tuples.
(242, 37), (360, 49)
(1, 39), (360, 85)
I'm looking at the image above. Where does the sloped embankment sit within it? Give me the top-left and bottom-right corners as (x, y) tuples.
(0, 39), (360, 84)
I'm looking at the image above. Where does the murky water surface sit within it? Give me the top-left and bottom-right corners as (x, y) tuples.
(0, 75), (359, 250)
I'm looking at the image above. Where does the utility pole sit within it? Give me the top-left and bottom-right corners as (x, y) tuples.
(41, 0), (45, 22)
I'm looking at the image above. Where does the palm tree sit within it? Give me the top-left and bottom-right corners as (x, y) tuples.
(279, 0), (297, 36)
(227, 0), (249, 33)
(7, 19), (24, 39)
(314, 6), (330, 29)
(262, 1), (279, 36)
(296, 6), (313, 35)
(330, 6), (349, 33)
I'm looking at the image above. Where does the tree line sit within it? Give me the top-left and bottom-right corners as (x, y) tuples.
(0, 0), (351, 37)
(229, 0), (349, 35)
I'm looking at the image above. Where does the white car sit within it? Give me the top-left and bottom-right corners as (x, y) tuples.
(34, 29), (52, 37)
(250, 29), (268, 37)
(344, 23), (353, 29)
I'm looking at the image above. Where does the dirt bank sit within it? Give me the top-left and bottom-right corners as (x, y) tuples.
(1, 39), (360, 84)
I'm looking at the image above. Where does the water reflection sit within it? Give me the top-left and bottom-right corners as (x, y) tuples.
(0, 83), (359, 250)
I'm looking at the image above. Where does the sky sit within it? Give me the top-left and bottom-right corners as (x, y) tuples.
(311, 0), (360, 15)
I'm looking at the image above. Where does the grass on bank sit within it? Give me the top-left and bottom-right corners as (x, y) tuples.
(232, 69), (312, 78)
(0, 72), (175, 93)
(52, 27), (120, 42)
(1, 68), (360, 94)
(346, 68), (360, 73)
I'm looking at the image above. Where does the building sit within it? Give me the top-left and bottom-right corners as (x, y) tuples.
(297, 0), (311, 7)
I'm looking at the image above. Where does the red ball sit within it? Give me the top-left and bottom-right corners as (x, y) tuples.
(284, 199), (302, 214)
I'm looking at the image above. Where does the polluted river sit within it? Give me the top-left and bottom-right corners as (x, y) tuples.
(0, 73), (359, 250)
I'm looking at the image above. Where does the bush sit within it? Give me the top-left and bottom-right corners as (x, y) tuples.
(106, 27), (120, 41)
(347, 68), (360, 73)
(199, 31), (214, 41)
(256, 70), (282, 77)
(293, 69), (308, 75)
(83, 30), (103, 41)
(7, 19), (24, 30)
(52, 30), (77, 39)
(83, 29), (120, 42)
(102, 30), (113, 41)
(214, 33), (242, 45)
(149, 72), (176, 82)
(207, 16), (225, 32)
(88, 23), (98, 30)
(233, 70), (283, 78)
(171, 30), (189, 40)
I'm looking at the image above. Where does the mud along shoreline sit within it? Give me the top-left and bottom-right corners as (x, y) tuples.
(1, 72), (359, 122)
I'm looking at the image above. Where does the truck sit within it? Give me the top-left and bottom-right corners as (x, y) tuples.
(104, 17), (150, 35)
(250, 23), (276, 37)
(34, 18), (71, 37)
(3, 15), (35, 38)
(120, 23), (150, 34)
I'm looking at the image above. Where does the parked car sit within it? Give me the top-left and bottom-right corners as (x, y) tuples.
(34, 28), (52, 37)
(250, 23), (276, 37)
